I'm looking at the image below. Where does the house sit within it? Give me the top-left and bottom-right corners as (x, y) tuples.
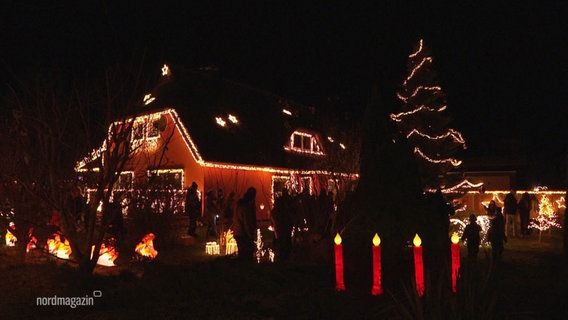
(76, 65), (358, 222)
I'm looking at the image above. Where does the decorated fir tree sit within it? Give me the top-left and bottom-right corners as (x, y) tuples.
(529, 194), (562, 242)
(391, 39), (466, 189)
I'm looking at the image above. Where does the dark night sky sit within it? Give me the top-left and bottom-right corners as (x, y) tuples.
(1, 2), (566, 188)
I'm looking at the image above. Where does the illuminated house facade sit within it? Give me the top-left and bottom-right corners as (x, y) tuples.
(77, 65), (357, 221)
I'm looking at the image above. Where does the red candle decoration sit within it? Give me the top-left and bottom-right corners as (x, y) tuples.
(450, 232), (461, 293)
(371, 233), (382, 295)
(413, 233), (424, 297)
(334, 233), (346, 291)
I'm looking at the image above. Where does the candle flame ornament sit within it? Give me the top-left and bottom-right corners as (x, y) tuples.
(334, 233), (345, 291)
(371, 233), (382, 295)
(413, 233), (424, 296)
(451, 232), (461, 293)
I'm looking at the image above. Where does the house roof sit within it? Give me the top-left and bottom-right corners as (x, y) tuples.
(141, 66), (329, 170)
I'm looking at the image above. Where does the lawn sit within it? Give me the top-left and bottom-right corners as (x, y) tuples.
(1, 226), (566, 319)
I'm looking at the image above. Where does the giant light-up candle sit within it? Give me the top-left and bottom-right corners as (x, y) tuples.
(451, 232), (461, 293)
(371, 233), (382, 295)
(334, 233), (345, 291)
(413, 233), (424, 296)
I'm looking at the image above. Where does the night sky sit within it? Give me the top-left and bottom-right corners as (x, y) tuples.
(1, 2), (566, 188)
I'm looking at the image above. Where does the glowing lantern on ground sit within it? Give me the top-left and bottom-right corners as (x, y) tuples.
(205, 241), (220, 255)
(371, 233), (382, 295)
(46, 234), (72, 259)
(413, 233), (424, 296)
(450, 232), (460, 293)
(334, 233), (345, 291)
(134, 233), (158, 259)
(224, 229), (238, 255)
(26, 228), (38, 253)
(91, 242), (119, 267)
(5, 231), (17, 246)
(5, 222), (17, 246)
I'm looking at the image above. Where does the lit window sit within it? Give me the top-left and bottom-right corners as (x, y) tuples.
(132, 115), (166, 141)
(147, 169), (183, 189)
(284, 130), (325, 156)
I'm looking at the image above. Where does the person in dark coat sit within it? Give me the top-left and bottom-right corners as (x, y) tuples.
(461, 214), (482, 259)
(106, 194), (127, 237)
(185, 182), (201, 237)
(517, 192), (532, 237)
(66, 186), (86, 231)
(483, 200), (499, 217)
(488, 209), (506, 260)
(204, 190), (220, 238)
(233, 187), (257, 262)
(504, 191), (518, 238)
(271, 189), (294, 262)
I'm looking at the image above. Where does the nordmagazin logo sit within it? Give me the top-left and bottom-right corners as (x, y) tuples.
(36, 290), (101, 308)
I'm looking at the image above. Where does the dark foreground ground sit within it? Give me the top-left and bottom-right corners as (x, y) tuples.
(1, 227), (567, 320)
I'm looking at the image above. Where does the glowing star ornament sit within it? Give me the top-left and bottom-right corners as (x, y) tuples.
(334, 233), (346, 291)
(371, 233), (382, 295)
(161, 64), (169, 76)
(228, 114), (239, 124)
(215, 117), (226, 127)
(450, 232), (460, 293)
(413, 233), (424, 296)
(556, 197), (565, 209)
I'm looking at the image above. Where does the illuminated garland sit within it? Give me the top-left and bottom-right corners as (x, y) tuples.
(408, 39), (423, 58)
(402, 57), (433, 87)
(413, 147), (462, 166)
(390, 38), (465, 177)
(397, 86), (442, 103)
(406, 128), (466, 144)
(390, 105), (446, 122)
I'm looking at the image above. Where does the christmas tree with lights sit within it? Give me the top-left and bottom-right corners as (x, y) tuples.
(391, 39), (466, 189)
(529, 194), (562, 242)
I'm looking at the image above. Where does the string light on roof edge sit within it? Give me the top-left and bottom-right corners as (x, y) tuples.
(427, 179), (484, 194)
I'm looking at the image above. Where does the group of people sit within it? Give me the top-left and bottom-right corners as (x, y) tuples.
(184, 182), (237, 239)
(461, 211), (506, 261)
(185, 183), (336, 263)
(461, 190), (539, 261)
(185, 182), (257, 262)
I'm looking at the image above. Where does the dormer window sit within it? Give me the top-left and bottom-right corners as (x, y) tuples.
(284, 130), (325, 156)
(132, 115), (165, 141)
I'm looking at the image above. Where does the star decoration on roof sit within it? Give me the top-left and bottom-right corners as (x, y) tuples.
(161, 64), (170, 76)
(556, 196), (565, 209)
